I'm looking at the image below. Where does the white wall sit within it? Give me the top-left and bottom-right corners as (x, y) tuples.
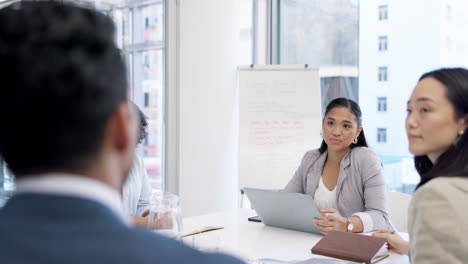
(177, 0), (240, 216)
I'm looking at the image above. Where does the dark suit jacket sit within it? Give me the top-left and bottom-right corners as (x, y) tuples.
(0, 194), (244, 264)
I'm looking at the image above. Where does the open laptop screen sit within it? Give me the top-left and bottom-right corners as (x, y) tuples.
(243, 188), (322, 234)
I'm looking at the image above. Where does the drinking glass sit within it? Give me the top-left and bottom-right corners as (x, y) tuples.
(147, 191), (183, 240)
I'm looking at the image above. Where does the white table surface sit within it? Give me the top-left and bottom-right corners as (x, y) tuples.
(182, 208), (409, 263)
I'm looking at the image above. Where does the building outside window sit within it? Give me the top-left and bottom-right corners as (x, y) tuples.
(378, 5), (388, 21)
(377, 97), (387, 112)
(274, 0), (359, 107)
(378, 66), (388, 81)
(378, 36), (388, 51)
(377, 128), (387, 143)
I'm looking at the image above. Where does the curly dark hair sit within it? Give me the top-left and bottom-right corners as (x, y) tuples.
(0, 1), (128, 177)
(133, 103), (148, 145)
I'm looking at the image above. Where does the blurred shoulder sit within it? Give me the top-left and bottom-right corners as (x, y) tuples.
(410, 177), (468, 230)
(416, 177), (468, 200)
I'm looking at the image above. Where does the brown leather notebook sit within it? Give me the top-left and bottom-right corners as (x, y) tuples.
(311, 231), (389, 264)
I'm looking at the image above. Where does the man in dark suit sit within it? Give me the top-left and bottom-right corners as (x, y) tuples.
(0, 2), (243, 263)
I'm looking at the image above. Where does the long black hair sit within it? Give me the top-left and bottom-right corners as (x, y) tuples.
(318, 97), (368, 154)
(414, 68), (468, 189)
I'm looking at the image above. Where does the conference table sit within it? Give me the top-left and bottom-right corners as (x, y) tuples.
(182, 208), (409, 263)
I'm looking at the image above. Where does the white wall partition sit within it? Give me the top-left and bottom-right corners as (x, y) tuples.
(177, 0), (240, 216)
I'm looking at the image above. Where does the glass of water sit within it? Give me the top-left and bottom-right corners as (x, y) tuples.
(147, 191), (183, 240)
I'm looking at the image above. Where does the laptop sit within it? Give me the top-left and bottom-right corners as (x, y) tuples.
(243, 188), (322, 234)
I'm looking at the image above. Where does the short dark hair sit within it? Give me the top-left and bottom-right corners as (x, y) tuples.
(414, 68), (468, 189)
(0, 1), (128, 177)
(318, 97), (368, 154)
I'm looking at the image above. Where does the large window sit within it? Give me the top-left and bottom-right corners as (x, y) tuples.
(269, 0), (468, 194)
(273, 0), (359, 108)
(112, 1), (166, 190)
(0, 0), (166, 196)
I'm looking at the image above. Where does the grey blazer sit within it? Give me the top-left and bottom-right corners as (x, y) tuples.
(284, 147), (392, 231)
(409, 177), (468, 264)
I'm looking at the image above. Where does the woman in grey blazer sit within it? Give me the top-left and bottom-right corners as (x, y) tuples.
(373, 68), (468, 263)
(285, 98), (392, 234)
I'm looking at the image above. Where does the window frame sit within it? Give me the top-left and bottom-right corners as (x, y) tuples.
(377, 128), (387, 143)
(378, 36), (388, 51)
(377, 96), (387, 112)
(378, 66), (388, 82)
(378, 5), (388, 21)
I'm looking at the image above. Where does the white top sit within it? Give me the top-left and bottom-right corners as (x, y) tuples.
(285, 148), (389, 232)
(15, 173), (129, 225)
(314, 177), (337, 210)
(314, 176), (374, 232)
(122, 156), (152, 216)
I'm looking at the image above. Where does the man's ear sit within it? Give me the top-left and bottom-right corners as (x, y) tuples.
(108, 102), (137, 152)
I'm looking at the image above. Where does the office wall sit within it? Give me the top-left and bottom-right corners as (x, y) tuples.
(178, 0), (240, 216)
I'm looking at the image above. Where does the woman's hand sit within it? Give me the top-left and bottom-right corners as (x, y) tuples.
(312, 208), (348, 234)
(372, 229), (410, 255)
